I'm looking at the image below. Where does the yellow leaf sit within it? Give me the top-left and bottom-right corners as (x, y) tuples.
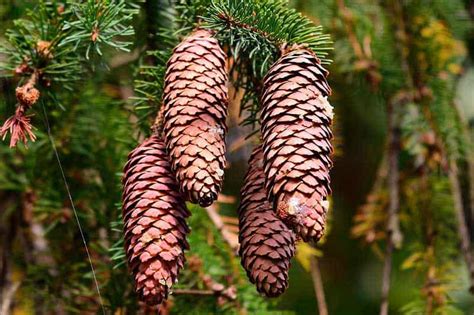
(447, 63), (462, 75)
(401, 252), (423, 270)
(296, 243), (321, 272)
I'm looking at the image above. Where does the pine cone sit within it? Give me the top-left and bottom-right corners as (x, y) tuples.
(238, 146), (296, 297)
(122, 135), (190, 305)
(260, 48), (333, 242)
(162, 29), (228, 207)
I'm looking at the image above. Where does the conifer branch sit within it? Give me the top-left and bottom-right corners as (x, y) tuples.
(448, 161), (474, 293)
(379, 2), (410, 313)
(202, 0), (332, 128)
(389, 0), (474, 292)
(380, 98), (401, 315)
(0, 1), (138, 147)
(0, 281), (20, 315)
(335, 0), (380, 87)
(172, 289), (215, 296)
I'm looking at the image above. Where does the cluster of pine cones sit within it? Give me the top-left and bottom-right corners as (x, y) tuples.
(122, 29), (333, 305)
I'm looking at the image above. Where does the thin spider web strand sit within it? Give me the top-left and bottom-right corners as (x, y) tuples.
(41, 101), (106, 315)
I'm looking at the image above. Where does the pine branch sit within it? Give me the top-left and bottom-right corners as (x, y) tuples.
(1, 1), (138, 147)
(172, 289), (215, 296)
(448, 160), (474, 293)
(380, 98), (402, 315)
(335, 0), (381, 87)
(172, 284), (236, 301)
(204, 0), (332, 67)
(132, 0), (333, 131)
(0, 281), (20, 315)
(61, 1), (139, 58)
(201, 0), (332, 128)
(378, 3), (411, 313)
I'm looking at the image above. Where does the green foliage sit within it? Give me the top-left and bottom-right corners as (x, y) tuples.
(133, 0), (332, 130)
(0, 1), (139, 87)
(1, 2), (82, 85)
(204, 0), (331, 127)
(204, 0), (332, 73)
(61, 1), (140, 58)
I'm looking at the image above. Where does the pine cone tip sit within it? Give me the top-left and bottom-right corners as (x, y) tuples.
(277, 197), (329, 242)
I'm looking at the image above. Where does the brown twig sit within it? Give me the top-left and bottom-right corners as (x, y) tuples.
(205, 203), (239, 254)
(470, 145), (474, 241)
(378, 2), (418, 313)
(0, 281), (20, 315)
(336, 0), (364, 59)
(186, 255), (238, 303)
(216, 12), (276, 46)
(310, 256), (328, 315)
(380, 99), (401, 315)
(448, 161), (474, 293)
(172, 285), (237, 301)
(172, 289), (215, 296)
(0, 194), (20, 315)
(336, 0), (381, 87)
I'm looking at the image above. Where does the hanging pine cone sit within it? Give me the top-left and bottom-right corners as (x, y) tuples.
(238, 146), (296, 297)
(260, 48), (333, 242)
(122, 135), (190, 305)
(162, 29), (228, 207)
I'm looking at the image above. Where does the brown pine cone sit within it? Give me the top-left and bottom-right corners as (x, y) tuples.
(162, 29), (228, 207)
(238, 146), (296, 297)
(122, 135), (190, 305)
(260, 48), (333, 242)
